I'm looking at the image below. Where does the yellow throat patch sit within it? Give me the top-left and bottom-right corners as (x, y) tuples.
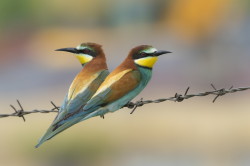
(76, 54), (93, 64)
(135, 56), (158, 68)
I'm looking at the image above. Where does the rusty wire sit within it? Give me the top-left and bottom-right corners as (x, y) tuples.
(1, 84), (250, 121)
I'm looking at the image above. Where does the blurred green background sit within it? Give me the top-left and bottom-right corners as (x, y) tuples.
(0, 0), (250, 165)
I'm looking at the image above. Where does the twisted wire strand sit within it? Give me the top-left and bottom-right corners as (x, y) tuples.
(1, 85), (250, 121)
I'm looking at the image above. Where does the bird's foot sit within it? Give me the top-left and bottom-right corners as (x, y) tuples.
(123, 101), (135, 109)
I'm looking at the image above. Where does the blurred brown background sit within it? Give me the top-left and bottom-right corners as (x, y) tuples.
(0, 0), (250, 166)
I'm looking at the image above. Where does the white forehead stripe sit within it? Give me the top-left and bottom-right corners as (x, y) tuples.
(76, 45), (88, 50)
(143, 47), (157, 54)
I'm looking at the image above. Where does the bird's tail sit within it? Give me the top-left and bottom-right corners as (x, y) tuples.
(35, 108), (102, 148)
(35, 118), (81, 148)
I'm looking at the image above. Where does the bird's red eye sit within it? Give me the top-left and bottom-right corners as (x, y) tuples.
(140, 52), (146, 56)
(82, 49), (91, 54)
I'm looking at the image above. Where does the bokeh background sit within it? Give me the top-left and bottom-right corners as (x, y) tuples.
(0, 0), (250, 165)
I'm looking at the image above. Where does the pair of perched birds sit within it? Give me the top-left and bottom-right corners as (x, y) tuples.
(36, 43), (171, 148)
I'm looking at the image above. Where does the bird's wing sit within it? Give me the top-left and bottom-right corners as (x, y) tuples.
(84, 69), (141, 110)
(54, 70), (109, 121)
(67, 70), (109, 110)
(35, 70), (109, 148)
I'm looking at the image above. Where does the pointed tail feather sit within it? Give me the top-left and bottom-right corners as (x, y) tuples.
(35, 118), (82, 148)
(35, 107), (104, 148)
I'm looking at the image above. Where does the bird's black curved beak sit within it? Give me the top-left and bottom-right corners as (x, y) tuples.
(155, 50), (172, 56)
(55, 47), (78, 54)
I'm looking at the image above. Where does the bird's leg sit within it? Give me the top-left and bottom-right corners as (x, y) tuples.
(100, 115), (105, 119)
(123, 101), (135, 109)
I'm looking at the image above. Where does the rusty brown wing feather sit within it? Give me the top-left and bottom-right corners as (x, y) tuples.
(104, 70), (141, 103)
(82, 69), (141, 111)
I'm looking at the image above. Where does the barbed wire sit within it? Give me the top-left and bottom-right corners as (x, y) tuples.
(1, 84), (250, 121)
(0, 101), (59, 121)
(125, 84), (250, 114)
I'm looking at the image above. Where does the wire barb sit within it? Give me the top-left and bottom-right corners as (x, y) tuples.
(184, 87), (190, 95)
(210, 84), (232, 103)
(130, 98), (143, 114)
(9, 100), (26, 122)
(50, 101), (60, 111)
(0, 85), (250, 119)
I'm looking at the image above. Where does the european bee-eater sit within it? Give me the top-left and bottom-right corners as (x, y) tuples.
(35, 42), (109, 148)
(53, 45), (171, 128)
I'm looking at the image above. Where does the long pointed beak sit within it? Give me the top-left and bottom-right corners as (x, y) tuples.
(55, 47), (78, 54)
(155, 50), (172, 56)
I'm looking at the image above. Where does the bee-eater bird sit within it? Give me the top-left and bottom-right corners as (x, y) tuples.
(35, 42), (109, 148)
(53, 45), (171, 129)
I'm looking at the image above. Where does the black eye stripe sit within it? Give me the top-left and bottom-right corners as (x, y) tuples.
(77, 48), (96, 56)
(79, 49), (90, 54)
(133, 52), (154, 59)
